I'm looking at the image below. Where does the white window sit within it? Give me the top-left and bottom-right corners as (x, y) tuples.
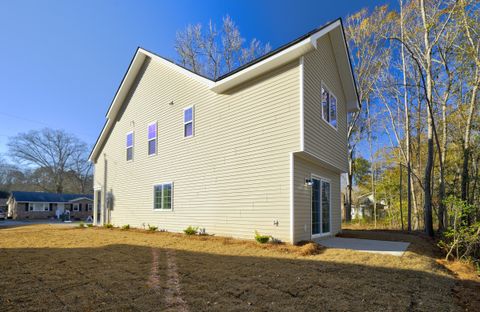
(321, 84), (337, 128)
(86, 203), (93, 211)
(183, 106), (194, 138)
(148, 122), (157, 156)
(29, 203), (48, 212)
(153, 183), (173, 210)
(126, 131), (134, 161)
(73, 203), (79, 211)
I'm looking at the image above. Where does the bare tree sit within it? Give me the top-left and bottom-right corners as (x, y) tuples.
(458, 0), (480, 208)
(222, 15), (243, 73)
(175, 24), (203, 74)
(7, 128), (88, 193)
(175, 15), (271, 79)
(344, 6), (392, 222)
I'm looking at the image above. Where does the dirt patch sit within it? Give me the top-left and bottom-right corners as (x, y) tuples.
(438, 259), (480, 311)
(164, 249), (188, 312)
(0, 224), (475, 311)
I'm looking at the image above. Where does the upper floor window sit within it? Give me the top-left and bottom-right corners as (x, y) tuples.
(184, 106), (194, 138)
(148, 122), (157, 156)
(321, 85), (337, 128)
(126, 131), (134, 161)
(154, 183), (173, 210)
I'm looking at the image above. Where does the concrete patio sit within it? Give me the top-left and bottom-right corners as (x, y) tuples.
(320, 237), (410, 256)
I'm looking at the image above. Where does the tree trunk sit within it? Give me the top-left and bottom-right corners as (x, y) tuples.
(346, 150), (353, 222)
(461, 81), (478, 204)
(400, 163), (404, 230)
(421, 0), (434, 237)
(400, 0), (412, 232)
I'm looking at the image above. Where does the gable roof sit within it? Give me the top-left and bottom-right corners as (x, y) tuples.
(89, 18), (360, 162)
(9, 191), (93, 203)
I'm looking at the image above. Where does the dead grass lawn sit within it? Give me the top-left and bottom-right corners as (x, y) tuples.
(0, 224), (478, 311)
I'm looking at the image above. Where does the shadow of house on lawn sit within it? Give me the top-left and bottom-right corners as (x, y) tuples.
(0, 244), (475, 312)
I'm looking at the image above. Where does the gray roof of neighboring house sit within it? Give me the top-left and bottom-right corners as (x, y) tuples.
(10, 191), (93, 203)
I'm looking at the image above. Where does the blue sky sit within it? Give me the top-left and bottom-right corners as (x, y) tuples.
(0, 0), (396, 158)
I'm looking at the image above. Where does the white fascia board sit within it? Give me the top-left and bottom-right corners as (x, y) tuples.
(332, 26), (360, 113)
(310, 20), (342, 49)
(89, 118), (111, 162)
(105, 51), (147, 119)
(210, 38), (315, 93)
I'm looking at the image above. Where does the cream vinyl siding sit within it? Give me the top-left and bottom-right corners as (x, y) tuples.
(293, 153), (341, 242)
(94, 58), (300, 242)
(303, 34), (348, 172)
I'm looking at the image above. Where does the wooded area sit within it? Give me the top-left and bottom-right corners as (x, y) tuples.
(343, 0), (479, 267)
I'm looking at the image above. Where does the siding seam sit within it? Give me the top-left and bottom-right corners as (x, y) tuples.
(290, 152), (294, 243)
(299, 57), (304, 152)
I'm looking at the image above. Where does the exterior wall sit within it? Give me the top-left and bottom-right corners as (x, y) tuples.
(303, 34), (348, 172)
(293, 154), (341, 243)
(94, 58), (301, 242)
(68, 200), (94, 220)
(10, 200), (93, 220)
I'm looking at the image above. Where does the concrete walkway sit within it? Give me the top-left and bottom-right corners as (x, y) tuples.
(320, 237), (410, 256)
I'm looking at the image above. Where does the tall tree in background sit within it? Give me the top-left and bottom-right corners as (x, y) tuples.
(175, 15), (271, 79)
(344, 6), (393, 223)
(458, 0), (480, 208)
(7, 128), (91, 194)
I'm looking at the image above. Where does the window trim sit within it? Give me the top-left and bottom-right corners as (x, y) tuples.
(73, 203), (80, 212)
(183, 106), (194, 138)
(310, 174), (332, 239)
(153, 182), (174, 211)
(147, 121), (157, 156)
(321, 82), (338, 130)
(126, 131), (134, 161)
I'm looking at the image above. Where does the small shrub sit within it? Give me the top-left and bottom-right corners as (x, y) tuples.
(87, 223), (94, 228)
(121, 224), (130, 230)
(147, 224), (158, 232)
(103, 223), (114, 229)
(438, 196), (480, 269)
(184, 226), (198, 235)
(254, 231), (270, 244)
(78, 222), (85, 228)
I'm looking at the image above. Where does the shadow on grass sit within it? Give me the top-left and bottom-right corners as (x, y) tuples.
(0, 243), (473, 312)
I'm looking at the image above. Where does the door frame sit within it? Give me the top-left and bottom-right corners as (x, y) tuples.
(310, 174), (332, 239)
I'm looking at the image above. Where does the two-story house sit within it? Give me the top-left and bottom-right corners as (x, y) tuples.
(89, 18), (359, 244)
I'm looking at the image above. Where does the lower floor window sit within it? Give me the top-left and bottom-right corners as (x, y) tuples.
(86, 203), (93, 211)
(29, 203), (49, 212)
(154, 183), (173, 210)
(73, 204), (79, 211)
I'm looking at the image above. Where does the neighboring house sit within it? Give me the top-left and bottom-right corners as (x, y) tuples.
(7, 191), (94, 220)
(351, 194), (388, 220)
(89, 18), (360, 243)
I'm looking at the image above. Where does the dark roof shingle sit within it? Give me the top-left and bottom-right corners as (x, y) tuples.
(10, 191), (93, 203)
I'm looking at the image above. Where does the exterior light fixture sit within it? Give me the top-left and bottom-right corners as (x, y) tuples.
(305, 178), (313, 187)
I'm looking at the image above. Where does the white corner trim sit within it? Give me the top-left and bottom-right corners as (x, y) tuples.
(310, 20), (341, 49)
(299, 57), (305, 152)
(289, 152), (295, 243)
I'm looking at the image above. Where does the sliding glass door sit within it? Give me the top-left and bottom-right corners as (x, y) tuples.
(311, 177), (331, 236)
